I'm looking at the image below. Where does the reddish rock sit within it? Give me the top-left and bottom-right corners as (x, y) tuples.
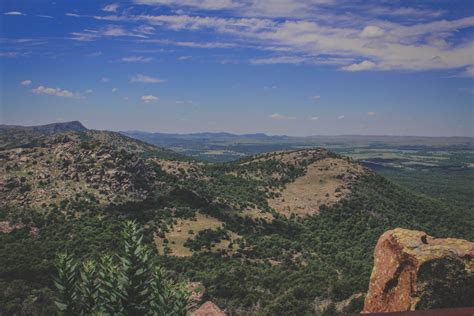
(191, 301), (226, 316)
(363, 228), (474, 313)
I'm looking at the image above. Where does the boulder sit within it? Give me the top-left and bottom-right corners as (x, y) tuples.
(191, 301), (226, 316)
(363, 228), (474, 313)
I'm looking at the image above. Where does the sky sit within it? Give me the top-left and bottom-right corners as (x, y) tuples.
(0, 0), (473, 136)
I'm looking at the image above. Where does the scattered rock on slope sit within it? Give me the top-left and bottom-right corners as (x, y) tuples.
(363, 228), (474, 313)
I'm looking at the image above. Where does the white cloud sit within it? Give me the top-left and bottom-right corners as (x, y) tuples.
(112, 88), (118, 92)
(367, 111), (377, 116)
(32, 86), (81, 98)
(140, 39), (236, 49)
(338, 115), (345, 119)
(310, 116), (319, 121)
(65, 13), (81, 17)
(269, 113), (296, 120)
(71, 25), (149, 41)
(133, 0), (334, 18)
(134, 0), (242, 10)
(341, 60), (376, 72)
(37, 15), (53, 19)
(85, 89), (93, 93)
(156, 14), (472, 72)
(141, 95), (159, 103)
(4, 11), (24, 16)
(131, 74), (164, 83)
(360, 25), (385, 38)
(311, 95), (320, 102)
(178, 55), (192, 60)
(251, 56), (310, 65)
(21, 80), (32, 86)
(121, 56), (153, 62)
(0, 52), (20, 57)
(102, 3), (120, 12)
(80, 2), (474, 74)
(461, 66), (474, 77)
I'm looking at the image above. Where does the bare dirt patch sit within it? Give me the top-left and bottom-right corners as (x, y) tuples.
(154, 212), (240, 257)
(268, 157), (365, 217)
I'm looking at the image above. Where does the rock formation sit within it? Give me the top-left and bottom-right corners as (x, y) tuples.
(191, 301), (226, 316)
(363, 228), (474, 313)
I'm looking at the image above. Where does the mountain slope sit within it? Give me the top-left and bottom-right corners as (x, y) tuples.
(1, 126), (473, 315)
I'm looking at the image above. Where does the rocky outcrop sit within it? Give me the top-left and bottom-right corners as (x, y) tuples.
(191, 301), (226, 316)
(363, 228), (474, 313)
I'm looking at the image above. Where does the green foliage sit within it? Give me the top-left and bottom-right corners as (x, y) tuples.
(54, 220), (189, 316)
(184, 228), (229, 251)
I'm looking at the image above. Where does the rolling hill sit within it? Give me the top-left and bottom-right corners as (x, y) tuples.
(1, 122), (473, 315)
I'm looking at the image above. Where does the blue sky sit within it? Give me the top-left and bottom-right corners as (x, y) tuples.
(1, 0), (473, 136)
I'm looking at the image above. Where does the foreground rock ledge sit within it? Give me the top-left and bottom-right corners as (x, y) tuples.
(363, 228), (473, 313)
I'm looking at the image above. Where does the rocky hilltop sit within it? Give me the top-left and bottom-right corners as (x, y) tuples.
(363, 228), (474, 313)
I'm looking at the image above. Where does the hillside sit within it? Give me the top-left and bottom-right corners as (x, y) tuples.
(1, 124), (473, 315)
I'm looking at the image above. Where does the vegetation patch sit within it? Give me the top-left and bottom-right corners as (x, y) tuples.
(268, 157), (365, 217)
(154, 213), (241, 257)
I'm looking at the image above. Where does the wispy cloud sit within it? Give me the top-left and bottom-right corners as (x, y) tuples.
(102, 3), (120, 13)
(108, 10), (474, 74)
(134, 0), (242, 11)
(121, 56), (153, 63)
(32, 86), (82, 98)
(367, 111), (377, 116)
(65, 13), (81, 17)
(178, 55), (192, 60)
(37, 15), (53, 19)
(141, 95), (159, 103)
(341, 61), (376, 72)
(4, 11), (24, 16)
(131, 74), (164, 83)
(70, 25), (149, 41)
(310, 116), (319, 121)
(140, 39), (236, 49)
(21, 80), (32, 86)
(460, 66), (474, 77)
(338, 115), (345, 119)
(311, 95), (321, 102)
(269, 113), (296, 120)
(251, 56), (311, 65)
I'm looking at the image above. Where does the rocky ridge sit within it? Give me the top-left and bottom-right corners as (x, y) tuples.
(363, 228), (474, 313)
(0, 133), (162, 211)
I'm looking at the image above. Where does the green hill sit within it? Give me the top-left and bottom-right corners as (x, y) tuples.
(0, 125), (472, 315)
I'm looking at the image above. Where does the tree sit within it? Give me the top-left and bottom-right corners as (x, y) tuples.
(55, 220), (189, 315)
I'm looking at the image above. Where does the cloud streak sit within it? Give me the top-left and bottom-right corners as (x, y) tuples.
(141, 95), (159, 103)
(131, 74), (165, 83)
(269, 113), (296, 120)
(32, 86), (81, 98)
(98, 10), (474, 75)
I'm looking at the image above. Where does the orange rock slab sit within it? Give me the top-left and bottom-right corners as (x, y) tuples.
(363, 228), (473, 313)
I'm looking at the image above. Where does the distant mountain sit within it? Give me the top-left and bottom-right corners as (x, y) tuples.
(0, 121), (87, 150)
(122, 130), (474, 162)
(0, 121), (87, 134)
